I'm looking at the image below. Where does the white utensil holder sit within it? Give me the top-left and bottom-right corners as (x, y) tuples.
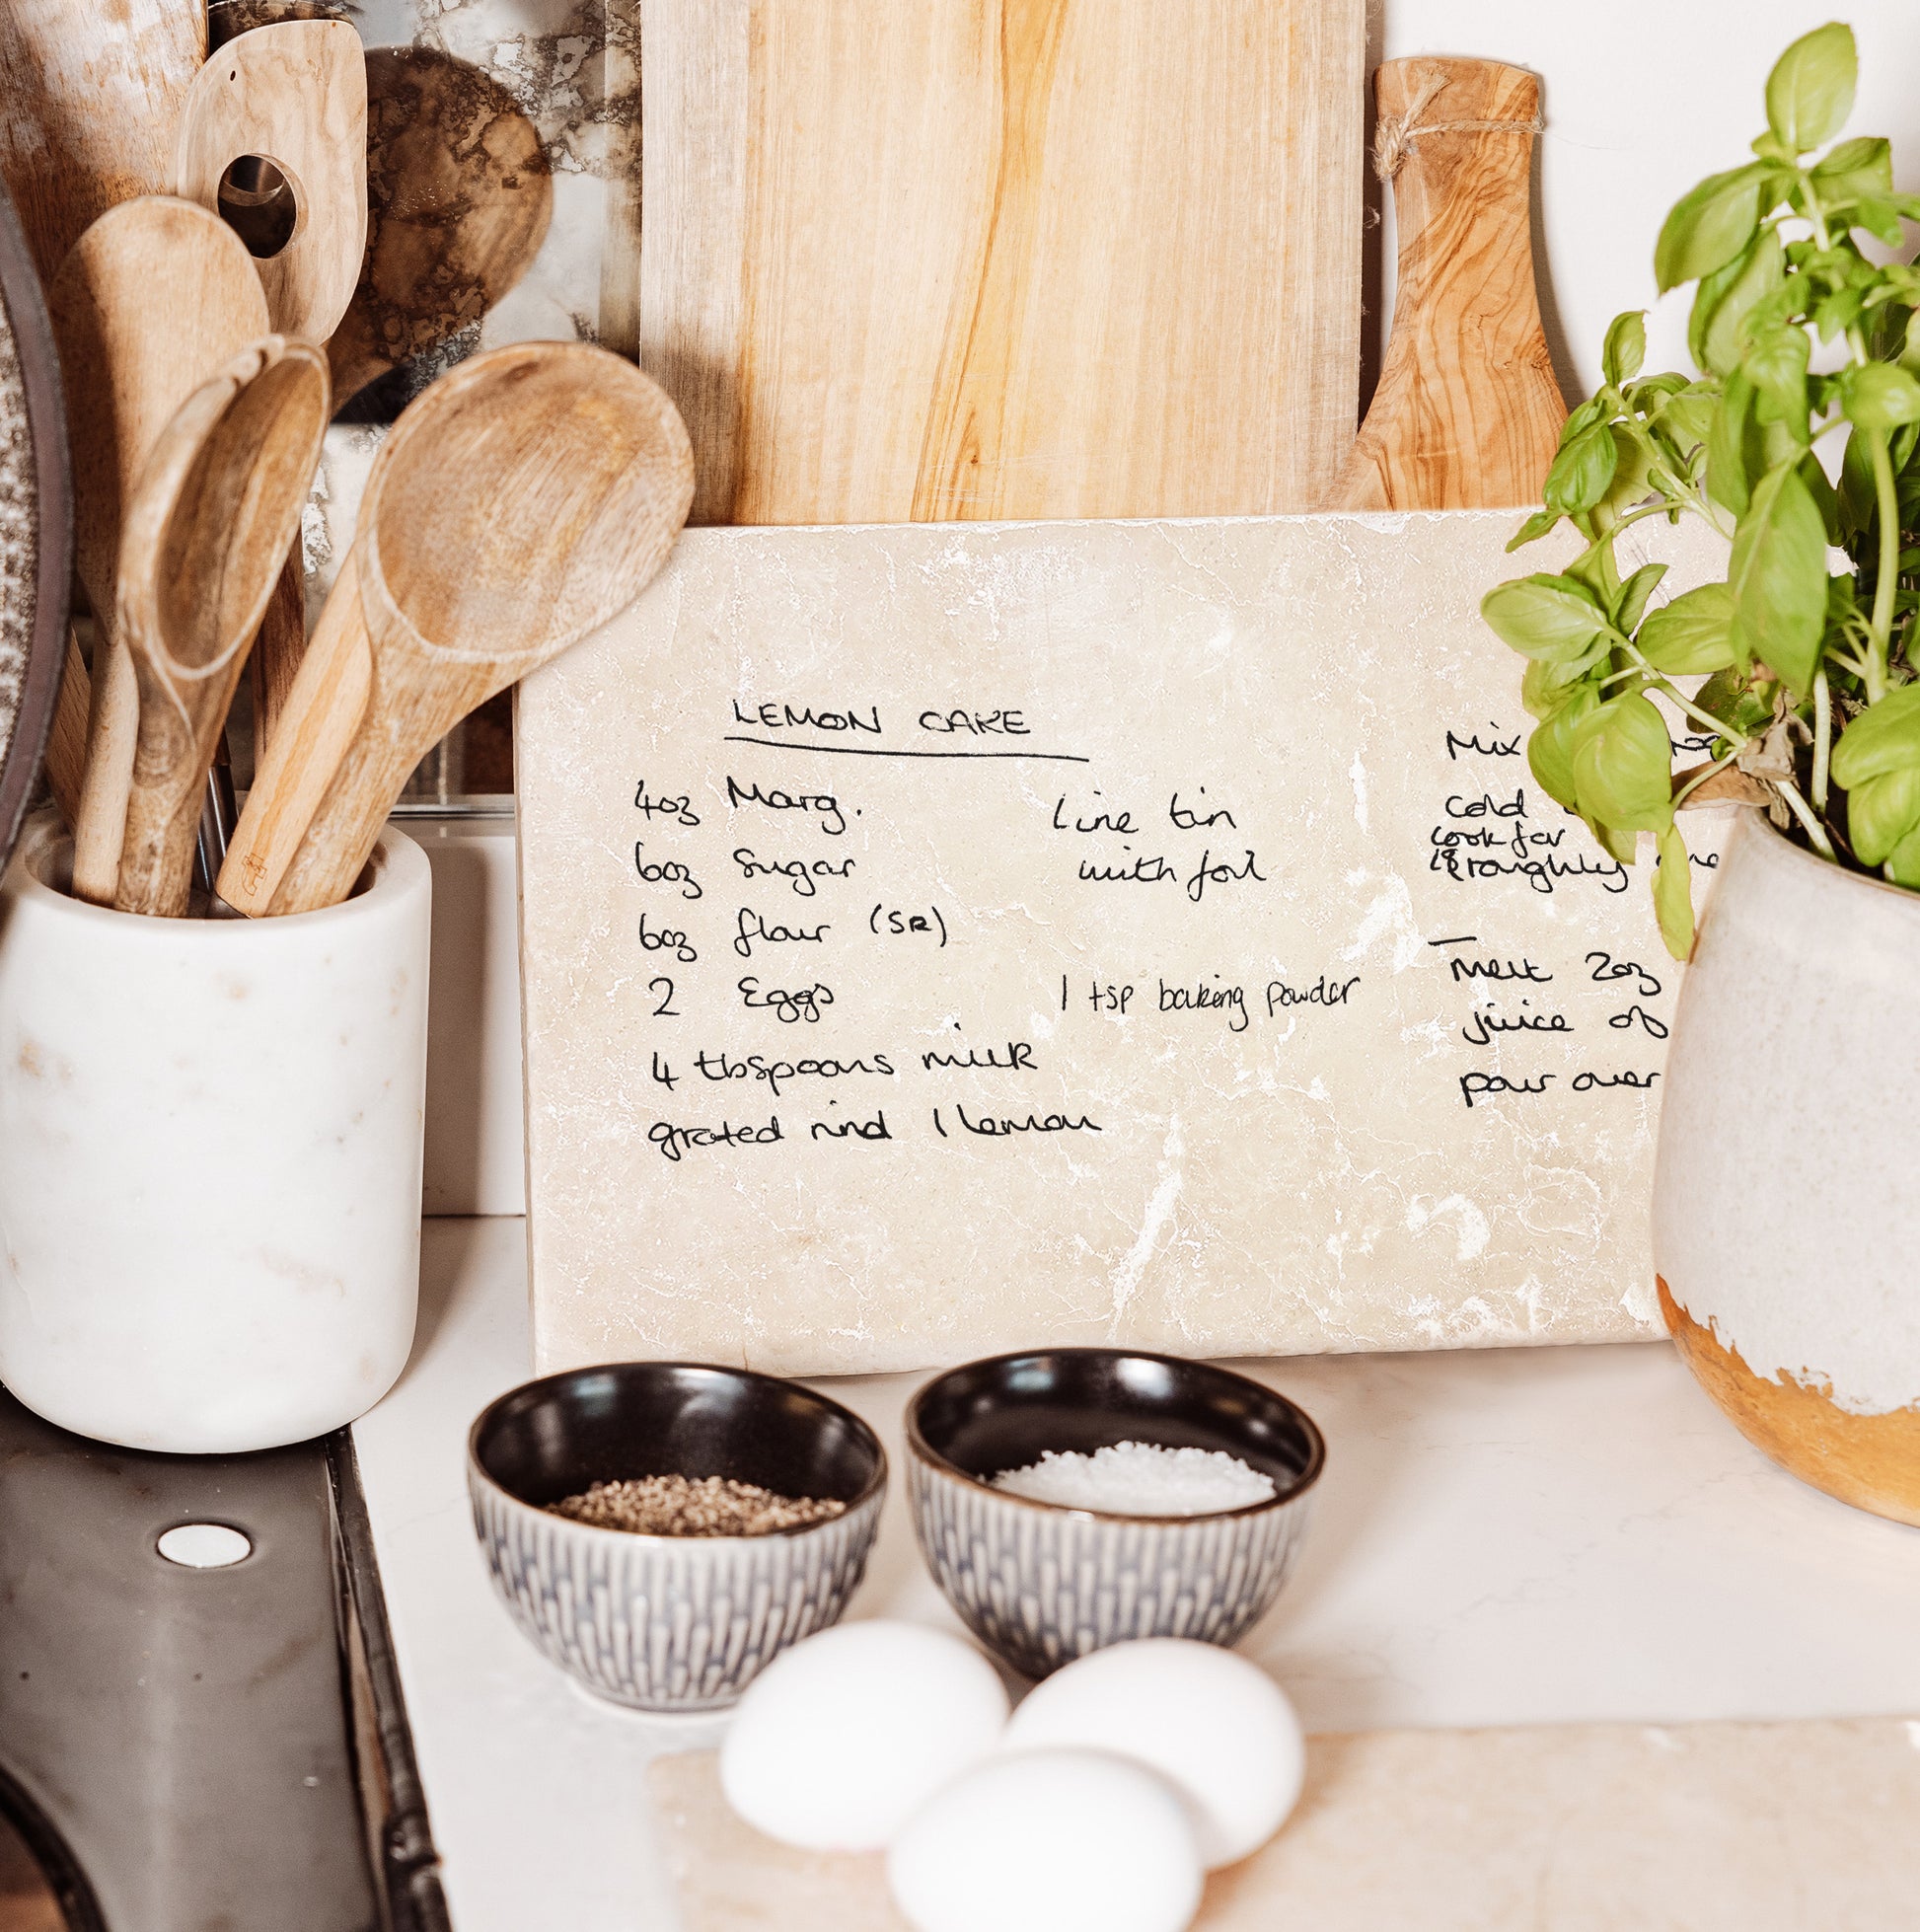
(0, 814), (431, 1452)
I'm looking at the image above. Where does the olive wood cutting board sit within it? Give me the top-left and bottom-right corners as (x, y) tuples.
(635, 0), (1365, 525)
(649, 1718), (1920, 1930)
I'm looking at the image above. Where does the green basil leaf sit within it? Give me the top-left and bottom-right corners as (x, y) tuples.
(1654, 821), (1696, 960)
(1635, 581), (1737, 674)
(1810, 135), (1893, 197)
(1527, 695), (1594, 811)
(1842, 362), (1920, 430)
(1813, 285), (1867, 342)
(1572, 694), (1677, 833)
(1730, 462), (1830, 693)
(1695, 667), (1776, 748)
(1885, 818), (1920, 888)
(1586, 816), (1641, 867)
(1602, 312), (1647, 388)
(1505, 507), (1561, 552)
(1842, 767), (1920, 865)
(1691, 229), (1786, 378)
(1741, 327), (1810, 430)
(1830, 683), (1920, 785)
(1613, 562), (1669, 636)
(1849, 197), (1907, 249)
(1654, 385), (1717, 453)
(1481, 574), (1612, 663)
(1707, 371), (1758, 515)
(1543, 421), (1618, 515)
(1765, 22), (1857, 154)
(1800, 451), (1842, 545)
(1655, 164), (1769, 293)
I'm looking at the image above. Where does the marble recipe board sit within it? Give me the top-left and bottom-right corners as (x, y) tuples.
(517, 511), (1731, 1375)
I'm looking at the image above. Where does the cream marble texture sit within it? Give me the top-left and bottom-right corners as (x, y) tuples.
(518, 511), (1732, 1375)
(650, 1721), (1920, 1932)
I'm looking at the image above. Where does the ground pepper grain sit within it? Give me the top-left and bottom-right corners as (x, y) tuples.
(546, 1474), (847, 1537)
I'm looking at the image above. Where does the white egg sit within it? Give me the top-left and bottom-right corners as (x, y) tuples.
(887, 1747), (1203, 1932)
(1001, 1639), (1303, 1868)
(719, 1620), (1009, 1850)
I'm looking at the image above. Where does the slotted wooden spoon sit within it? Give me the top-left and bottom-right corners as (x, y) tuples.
(48, 196), (269, 903)
(115, 335), (328, 917)
(220, 339), (693, 916)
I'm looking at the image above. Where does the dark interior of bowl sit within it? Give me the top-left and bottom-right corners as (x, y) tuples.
(472, 1364), (885, 1513)
(910, 1350), (1324, 1500)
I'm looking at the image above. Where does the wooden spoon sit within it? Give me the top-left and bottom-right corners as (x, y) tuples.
(173, 20), (367, 341)
(328, 45), (552, 412)
(221, 341), (693, 917)
(48, 196), (270, 904)
(115, 336), (328, 917)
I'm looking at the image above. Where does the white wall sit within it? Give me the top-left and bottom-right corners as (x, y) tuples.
(1370, 1), (1920, 403)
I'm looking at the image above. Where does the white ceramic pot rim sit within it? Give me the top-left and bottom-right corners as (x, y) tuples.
(10, 815), (426, 938)
(1736, 808), (1920, 914)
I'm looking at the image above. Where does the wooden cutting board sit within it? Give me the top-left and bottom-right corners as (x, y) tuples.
(635, 0), (1365, 525)
(650, 1718), (1920, 1930)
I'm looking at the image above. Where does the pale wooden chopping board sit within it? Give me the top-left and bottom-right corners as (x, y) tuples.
(650, 1719), (1920, 1929)
(636, 0), (1365, 526)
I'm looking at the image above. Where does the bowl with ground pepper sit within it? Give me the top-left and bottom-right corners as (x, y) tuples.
(907, 1349), (1324, 1679)
(469, 1362), (886, 1711)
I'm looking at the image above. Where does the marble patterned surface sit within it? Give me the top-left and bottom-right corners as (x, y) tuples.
(350, 1223), (1920, 1932)
(518, 510), (1733, 1375)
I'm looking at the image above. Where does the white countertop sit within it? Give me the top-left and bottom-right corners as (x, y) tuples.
(354, 1220), (1920, 1932)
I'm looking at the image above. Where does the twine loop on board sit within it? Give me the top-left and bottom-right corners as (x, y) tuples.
(1372, 71), (1544, 182)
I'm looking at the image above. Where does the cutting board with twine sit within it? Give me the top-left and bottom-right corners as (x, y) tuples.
(650, 1718), (1920, 1930)
(635, 0), (1365, 526)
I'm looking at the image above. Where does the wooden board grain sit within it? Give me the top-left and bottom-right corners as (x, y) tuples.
(650, 1719), (1920, 1931)
(638, 0), (1365, 525)
(517, 511), (1731, 1378)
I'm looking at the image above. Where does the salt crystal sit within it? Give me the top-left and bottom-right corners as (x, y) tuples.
(989, 1441), (1278, 1516)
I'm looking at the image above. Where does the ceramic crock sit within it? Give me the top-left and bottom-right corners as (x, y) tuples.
(1654, 810), (1920, 1524)
(0, 813), (431, 1453)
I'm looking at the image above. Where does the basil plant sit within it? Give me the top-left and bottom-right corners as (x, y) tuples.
(1482, 21), (1920, 959)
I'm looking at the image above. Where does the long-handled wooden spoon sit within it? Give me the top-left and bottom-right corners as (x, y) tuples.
(220, 340), (693, 916)
(115, 336), (328, 917)
(48, 196), (269, 903)
(328, 45), (552, 413)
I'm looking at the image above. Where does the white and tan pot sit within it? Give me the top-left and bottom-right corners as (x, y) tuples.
(0, 815), (431, 1453)
(1655, 810), (1920, 1525)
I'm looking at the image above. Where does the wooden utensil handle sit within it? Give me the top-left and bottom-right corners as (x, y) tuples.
(69, 632), (139, 904)
(265, 711), (423, 915)
(43, 632), (92, 828)
(250, 546), (307, 754)
(218, 550), (372, 915)
(1329, 56), (1565, 512)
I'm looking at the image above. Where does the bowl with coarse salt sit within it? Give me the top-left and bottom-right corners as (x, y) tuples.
(905, 1350), (1324, 1678)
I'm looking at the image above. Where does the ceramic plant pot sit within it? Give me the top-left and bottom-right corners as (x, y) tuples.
(0, 815), (431, 1453)
(1654, 811), (1920, 1525)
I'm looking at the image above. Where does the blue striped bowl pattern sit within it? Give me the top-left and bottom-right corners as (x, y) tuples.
(906, 1452), (1314, 1679)
(469, 1473), (885, 1712)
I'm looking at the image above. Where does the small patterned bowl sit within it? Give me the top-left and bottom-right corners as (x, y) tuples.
(468, 1362), (886, 1712)
(907, 1349), (1323, 1679)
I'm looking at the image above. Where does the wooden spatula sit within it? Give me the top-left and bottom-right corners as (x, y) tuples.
(174, 19), (368, 763)
(1329, 57), (1566, 511)
(221, 340), (693, 917)
(173, 20), (366, 342)
(114, 336), (328, 917)
(0, 1), (206, 281)
(48, 196), (270, 903)
(1, 1), (207, 822)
